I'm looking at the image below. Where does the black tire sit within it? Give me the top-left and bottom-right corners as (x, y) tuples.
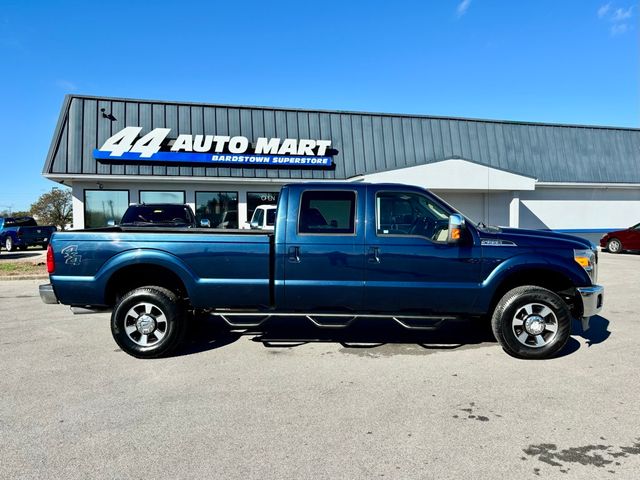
(111, 286), (187, 359)
(41, 243), (48, 250)
(18, 245), (27, 251)
(491, 286), (571, 359)
(5, 237), (14, 252)
(607, 238), (622, 254)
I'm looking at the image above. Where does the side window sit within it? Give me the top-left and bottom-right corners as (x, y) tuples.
(376, 192), (450, 241)
(299, 190), (356, 235)
(266, 209), (277, 226)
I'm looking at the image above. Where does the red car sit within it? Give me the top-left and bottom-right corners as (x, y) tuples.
(600, 223), (640, 253)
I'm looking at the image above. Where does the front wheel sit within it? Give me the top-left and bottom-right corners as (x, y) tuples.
(5, 237), (14, 252)
(491, 286), (571, 359)
(607, 238), (622, 254)
(111, 286), (186, 358)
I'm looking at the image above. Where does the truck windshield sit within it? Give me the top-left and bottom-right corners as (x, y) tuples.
(121, 205), (193, 226)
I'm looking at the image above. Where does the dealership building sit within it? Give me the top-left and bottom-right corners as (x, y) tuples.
(43, 95), (640, 242)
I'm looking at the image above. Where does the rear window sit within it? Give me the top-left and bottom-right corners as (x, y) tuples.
(121, 205), (193, 226)
(298, 191), (356, 234)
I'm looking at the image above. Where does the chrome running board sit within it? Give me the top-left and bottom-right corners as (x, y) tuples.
(210, 312), (457, 330)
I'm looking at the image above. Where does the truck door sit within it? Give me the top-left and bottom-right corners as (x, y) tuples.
(364, 186), (482, 315)
(283, 188), (365, 311)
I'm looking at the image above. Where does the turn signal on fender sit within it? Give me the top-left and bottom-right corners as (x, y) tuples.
(574, 256), (590, 268)
(450, 228), (461, 240)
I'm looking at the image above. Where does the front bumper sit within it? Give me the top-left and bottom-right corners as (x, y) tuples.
(39, 283), (59, 304)
(577, 285), (604, 319)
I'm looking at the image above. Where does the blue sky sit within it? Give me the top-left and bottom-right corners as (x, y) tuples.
(0, 0), (637, 211)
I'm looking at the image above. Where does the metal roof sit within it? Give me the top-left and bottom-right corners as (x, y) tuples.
(43, 94), (640, 184)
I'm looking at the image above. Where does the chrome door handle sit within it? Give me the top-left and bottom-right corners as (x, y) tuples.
(288, 246), (301, 263)
(368, 247), (380, 263)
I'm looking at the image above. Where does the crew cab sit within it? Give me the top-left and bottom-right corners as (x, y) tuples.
(0, 217), (57, 252)
(39, 183), (604, 360)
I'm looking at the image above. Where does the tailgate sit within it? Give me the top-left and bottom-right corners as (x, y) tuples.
(18, 226), (52, 243)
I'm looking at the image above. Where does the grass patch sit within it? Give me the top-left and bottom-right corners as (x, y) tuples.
(0, 261), (47, 276)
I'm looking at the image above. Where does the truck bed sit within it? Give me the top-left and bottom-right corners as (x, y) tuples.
(49, 228), (274, 309)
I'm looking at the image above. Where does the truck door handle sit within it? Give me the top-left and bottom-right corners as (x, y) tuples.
(368, 247), (380, 263)
(288, 246), (301, 263)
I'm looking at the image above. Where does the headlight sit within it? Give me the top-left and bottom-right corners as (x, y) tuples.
(574, 248), (597, 283)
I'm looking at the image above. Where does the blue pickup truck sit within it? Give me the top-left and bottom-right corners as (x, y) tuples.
(40, 183), (604, 360)
(0, 217), (57, 252)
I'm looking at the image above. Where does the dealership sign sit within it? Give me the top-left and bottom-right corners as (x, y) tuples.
(93, 127), (334, 168)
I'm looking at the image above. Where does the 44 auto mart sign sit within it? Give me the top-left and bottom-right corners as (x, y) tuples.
(94, 127), (335, 168)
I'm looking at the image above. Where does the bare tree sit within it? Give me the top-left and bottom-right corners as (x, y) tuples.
(30, 188), (73, 230)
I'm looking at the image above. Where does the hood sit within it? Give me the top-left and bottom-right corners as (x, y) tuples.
(600, 228), (628, 237)
(480, 226), (593, 250)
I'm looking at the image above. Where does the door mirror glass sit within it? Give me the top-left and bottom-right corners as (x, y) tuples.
(107, 220), (116, 227)
(250, 221), (259, 229)
(447, 214), (465, 244)
(199, 218), (211, 228)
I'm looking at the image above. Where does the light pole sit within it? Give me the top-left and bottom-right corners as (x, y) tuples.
(0, 205), (13, 216)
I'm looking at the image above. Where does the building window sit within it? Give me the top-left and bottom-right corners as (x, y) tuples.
(298, 190), (356, 234)
(195, 191), (238, 229)
(247, 192), (279, 223)
(84, 190), (130, 228)
(139, 191), (185, 204)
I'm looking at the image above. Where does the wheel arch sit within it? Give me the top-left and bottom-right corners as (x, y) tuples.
(483, 261), (585, 318)
(96, 249), (198, 307)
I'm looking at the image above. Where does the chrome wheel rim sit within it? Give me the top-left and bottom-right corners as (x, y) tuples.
(5, 238), (12, 250)
(511, 303), (558, 348)
(608, 240), (621, 253)
(123, 302), (168, 347)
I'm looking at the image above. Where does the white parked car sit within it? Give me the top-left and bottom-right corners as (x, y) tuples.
(248, 205), (277, 231)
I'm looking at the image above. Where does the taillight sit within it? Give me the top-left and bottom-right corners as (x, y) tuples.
(46, 244), (55, 274)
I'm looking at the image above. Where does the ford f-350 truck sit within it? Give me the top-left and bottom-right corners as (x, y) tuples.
(40, 183), (603, 360)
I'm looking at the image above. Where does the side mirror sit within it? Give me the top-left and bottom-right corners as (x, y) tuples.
(107, 220), (116, 227)
(447, 214), (465, 244)
(250, 221), (259, 229)
(199, 219), (211, 228)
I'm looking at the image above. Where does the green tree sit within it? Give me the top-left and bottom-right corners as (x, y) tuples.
(30, 187), (73, 230)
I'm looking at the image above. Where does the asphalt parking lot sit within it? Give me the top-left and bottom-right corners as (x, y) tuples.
(1, 253), (639, 479)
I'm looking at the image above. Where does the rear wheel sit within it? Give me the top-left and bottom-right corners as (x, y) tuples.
(111, 286), (187, 358)
(491, 286), (571, 359)
(607, 238), (622, 254)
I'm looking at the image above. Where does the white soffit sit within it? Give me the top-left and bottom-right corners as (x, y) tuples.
(362, 158), (537, 191)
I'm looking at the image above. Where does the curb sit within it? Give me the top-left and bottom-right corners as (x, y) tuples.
(0, 275), (49, 281)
